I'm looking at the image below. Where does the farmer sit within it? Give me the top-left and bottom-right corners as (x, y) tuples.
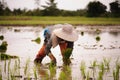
(34, 24), (78, 65)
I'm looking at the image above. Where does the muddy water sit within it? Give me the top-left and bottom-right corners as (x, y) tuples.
(0, 26), (120, 80)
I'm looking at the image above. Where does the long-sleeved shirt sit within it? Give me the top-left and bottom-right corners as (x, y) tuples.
(43, 26), (74, 55)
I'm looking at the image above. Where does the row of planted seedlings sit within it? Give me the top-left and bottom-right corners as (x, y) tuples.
(0, 57), (60, 80)
(1, 57), (120, 80)
(0, 57), (36, 80)
(80, 57), (120, 80)
(0, 57), (22, 80)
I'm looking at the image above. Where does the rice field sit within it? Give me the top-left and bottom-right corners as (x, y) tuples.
(0, 16), (120, 26)
(0, 25), (120, 80)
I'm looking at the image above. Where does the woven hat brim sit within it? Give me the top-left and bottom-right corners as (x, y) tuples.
(53, 28), (78, 42)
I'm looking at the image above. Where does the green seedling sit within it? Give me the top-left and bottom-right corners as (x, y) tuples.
(113, 59), (120, 80)
(31, 37), (41, 44)
(98, 62), (105, 80)
(59, 65), (71, 80)
(8, 59), (11, 80)
(63, 48), (72, 65)
(24, 58), (30, 75)
(59, 71), (66, 80)
(17, 58), (20, 75)
(98, 71), (103, 80)
(90, 60), (97, 80)
(80, 61), (86, 79)
(33, 66), (37, 80)
(86, 71), (90, 80)
(4, 59), (7, 73)
(49, 65), (56, 79)
(99, 62), (105, 75)
(103, 57), (111, 71)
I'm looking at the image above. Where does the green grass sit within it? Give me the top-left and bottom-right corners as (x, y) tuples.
(0, 16), (120, 26)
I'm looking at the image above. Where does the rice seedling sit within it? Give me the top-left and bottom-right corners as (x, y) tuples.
(24, 58), (30, 75)
(49, 65), (56, 79)
(10, 67), (16, 80)
(86, 71), (89, 80)
(98, 71), (103, 80)
(58, 65), (71, 80)
(103, 57), (111, 72)
(58, 70), (66, 80)
(17, 58), (20, 75)
(99, 62), (105, 75)
(4, 59), (7, 73)
(33, 66), (37, 80)
(14, 60), (18, 72)
(63, 48), (72, 65)
(80, 61), (86, 79)
(113, 58), (120, 80)
(7, 59), (11, 80)
(90, 60), (97, 80)
(97, 62), (105, 80)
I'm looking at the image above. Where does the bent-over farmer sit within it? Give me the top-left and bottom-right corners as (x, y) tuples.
(34, 24), (78, 65)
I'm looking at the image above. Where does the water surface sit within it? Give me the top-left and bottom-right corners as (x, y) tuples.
(0, 26), (120, 80)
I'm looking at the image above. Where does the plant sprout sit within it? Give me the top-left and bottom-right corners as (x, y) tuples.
(80, 61), (86, 79)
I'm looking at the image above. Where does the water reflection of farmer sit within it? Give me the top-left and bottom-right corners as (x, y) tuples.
(34, 24), (78, 65)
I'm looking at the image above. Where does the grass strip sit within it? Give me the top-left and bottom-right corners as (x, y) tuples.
(0, 16), (120, 26)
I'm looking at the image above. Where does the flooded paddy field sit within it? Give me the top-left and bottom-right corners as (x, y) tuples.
(0, 26), (120, 80)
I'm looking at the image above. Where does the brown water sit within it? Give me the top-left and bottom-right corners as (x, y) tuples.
(0, 26), (120, 80)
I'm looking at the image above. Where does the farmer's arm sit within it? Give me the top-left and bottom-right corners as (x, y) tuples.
(45, 38), (52, 55)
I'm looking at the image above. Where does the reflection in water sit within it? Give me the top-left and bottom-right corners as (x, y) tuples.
(109, 32), (118, 36)
(35, 63), (56, 80)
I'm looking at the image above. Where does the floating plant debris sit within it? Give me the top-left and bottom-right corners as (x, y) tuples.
(31, 37), (41, 44)
(96, 36), (101, 41)
(14, 29), (20, 32)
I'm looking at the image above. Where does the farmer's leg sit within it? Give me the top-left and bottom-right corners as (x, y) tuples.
(34, 44), (46, 63)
